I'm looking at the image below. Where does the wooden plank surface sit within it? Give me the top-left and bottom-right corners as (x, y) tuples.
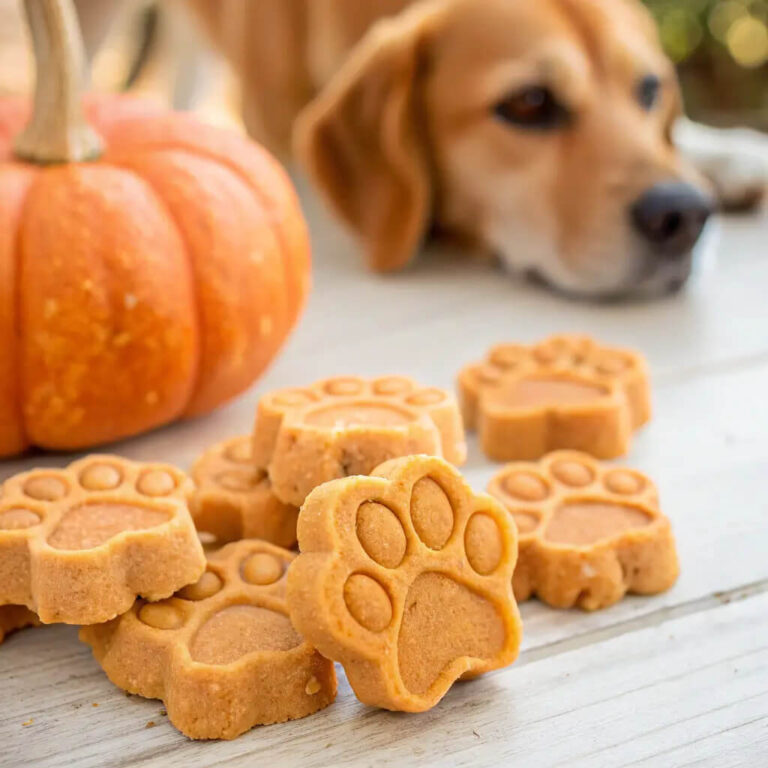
(0, 190), (766, 767)
(3, 576), (766, 767)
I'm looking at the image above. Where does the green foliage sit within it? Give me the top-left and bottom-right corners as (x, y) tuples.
(642, 0), (767, 124)
(643, 0), (768, 66)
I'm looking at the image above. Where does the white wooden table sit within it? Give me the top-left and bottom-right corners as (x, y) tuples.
(1, 182), (767, 767)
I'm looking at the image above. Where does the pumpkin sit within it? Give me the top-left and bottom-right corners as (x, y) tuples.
(0, 0), (311, 457)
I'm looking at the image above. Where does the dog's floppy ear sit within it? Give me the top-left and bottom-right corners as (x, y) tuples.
(295, 6), (442, 272)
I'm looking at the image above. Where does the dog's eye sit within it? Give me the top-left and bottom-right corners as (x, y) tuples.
(637, 75), (661, 110)
(493, 86), (570, 129)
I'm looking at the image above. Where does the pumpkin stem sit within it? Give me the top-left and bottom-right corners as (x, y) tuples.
(13, 0), (103, 164)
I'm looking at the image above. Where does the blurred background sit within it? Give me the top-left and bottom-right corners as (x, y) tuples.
(643, 0), (767, 128)
(1, 0), (766, 132)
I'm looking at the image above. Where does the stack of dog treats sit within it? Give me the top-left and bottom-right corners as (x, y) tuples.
(0, 335), (679, 740)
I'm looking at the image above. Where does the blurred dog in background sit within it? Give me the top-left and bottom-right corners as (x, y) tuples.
(64, 0), (768, 298)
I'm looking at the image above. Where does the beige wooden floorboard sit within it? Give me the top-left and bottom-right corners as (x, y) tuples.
(2, 577), (765, 767)
(282, 194), (768, 379)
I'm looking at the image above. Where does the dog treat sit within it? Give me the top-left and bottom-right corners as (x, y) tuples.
(287, 454), (522, 712)
(0, 456), (205, 624)
(80, 540), (337, 740)
(0, 606), (40, 644)
(458, 334), (651, 461)
(487, 451), (678, 611)
(253, 376), (467, 506)
(190, 436), (298, 549)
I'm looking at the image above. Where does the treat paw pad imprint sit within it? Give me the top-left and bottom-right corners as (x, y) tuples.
(191, 436), (298, 549)
(253, 376), (467, 506)
(80, 540), (337, 740)
(0, 456), (205, 624)
(287, 455), (521, 712)
(487, 451), (678, 611)
(0, 605), (39, 644)
(458, 335), (651, 461)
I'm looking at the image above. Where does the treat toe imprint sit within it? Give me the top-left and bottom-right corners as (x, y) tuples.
(177, 571), (222, 601)
(465, 513), (503, 575)
(0, 508), (41, 530)
(410, 477), (454, 550)
(344, 573), (393, 632)
(23, 476), (67, 501)
(139, 600), (186, 630)
(137, 470), (176, 497)
(242, 552), (284, 585)
(79, 463), (123, 491)
(356, 502), (407, 569)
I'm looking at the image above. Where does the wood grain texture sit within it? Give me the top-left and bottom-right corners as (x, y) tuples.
(0, 190), (766, 766)
(1, 580), (765, 767)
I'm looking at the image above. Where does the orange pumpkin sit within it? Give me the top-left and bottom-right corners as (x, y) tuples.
(0, 1), (310, 457)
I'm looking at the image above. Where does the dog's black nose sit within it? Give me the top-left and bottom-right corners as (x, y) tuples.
(631, 182), (713, 256)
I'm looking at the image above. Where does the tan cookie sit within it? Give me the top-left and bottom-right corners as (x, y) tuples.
(287, 455), (521, 712)
(0, 605), (40, 644)
(487, 451), (678, 611)
(253, 376), (467, 505)
(458, 335), (650, 461)
(0, 456), (205, 624)
(190, 436), (298, 548)
(80, 540), (337, 740)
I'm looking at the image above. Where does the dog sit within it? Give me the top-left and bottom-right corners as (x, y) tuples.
(73, 0), (767, 299)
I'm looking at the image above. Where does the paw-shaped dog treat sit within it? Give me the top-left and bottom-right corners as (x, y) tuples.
(487, 451), (678, 611)
(80, 540), (337, 740)
(0, 456), (205, 624)
(287, 455), (521, 712)
(0, 605), (39, 644)
(253, 376), (467, 505)
(190, 436), (298, 549)
(458, 335), (650, 461)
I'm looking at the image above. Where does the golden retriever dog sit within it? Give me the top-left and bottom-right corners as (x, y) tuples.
(191, 0), (724, 299)
(77, 0), (767, 299)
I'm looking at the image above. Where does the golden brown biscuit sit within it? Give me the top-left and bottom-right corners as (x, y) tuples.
(458, 335), (650, 461)
(0, 605), (40, 644)
(253, 376), (467, 505)
(287, 455), (521, 712)
(190, 436), (298, 548)
(487, 451), (678, 611)
(80, 540), (337, 740)
(0, 456), (205, 624)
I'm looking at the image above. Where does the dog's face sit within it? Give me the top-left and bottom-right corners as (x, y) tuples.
(297, 0), (713, 299)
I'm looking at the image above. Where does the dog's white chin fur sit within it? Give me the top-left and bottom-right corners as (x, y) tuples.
(486, 214), (708, 300)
